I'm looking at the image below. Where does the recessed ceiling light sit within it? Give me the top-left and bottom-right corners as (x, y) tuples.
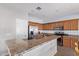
(36, 7), (42, 10)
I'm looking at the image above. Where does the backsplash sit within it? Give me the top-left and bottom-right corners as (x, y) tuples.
(39, 30), (79, 36)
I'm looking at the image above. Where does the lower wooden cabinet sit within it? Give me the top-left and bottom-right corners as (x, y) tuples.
(63, 37), (71, 48)
(63, 36), (78, 49)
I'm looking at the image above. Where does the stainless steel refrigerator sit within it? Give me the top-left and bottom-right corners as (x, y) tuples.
(28, 26), (38, 40)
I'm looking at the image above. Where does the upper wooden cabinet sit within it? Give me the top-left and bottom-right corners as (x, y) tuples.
(42, 19), (78, 30)
(78, 20), (79, 30)
(42, 22), (64, 30)
(42, 21), (64, 30)
(29, 19), (78, 30)
(55, 21), (64, 28)
(64, 20), (71, 30)
(38, 24), (43, 30)
(70, 20), (78, 30)
(43, 24), (50, 30)
(43, 23), (55, 30)
(64, 19), (78, 30)
(28, 21), (43, 30)
(29, 21), (38, 26)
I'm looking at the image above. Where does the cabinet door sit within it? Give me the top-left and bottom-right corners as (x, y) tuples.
(64, 20), (78, 30)
(47, 24), (50, 30)
(55, 22), (64, 27)
(52, 23), (56, 30)
(43, 24), (48, 30)
(48, 23), (52, 30)
(43, 24), (51, 30)
(63, 37), (71, 48)
(64, 21), (71, 30)
(70, 20), (78, 30)
(78, 20), (79, 30)
(38, 24), (43, 30)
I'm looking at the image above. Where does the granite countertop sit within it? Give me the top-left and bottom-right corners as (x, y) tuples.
(28, 35), (60, 49)
(6, 35), (60, 56)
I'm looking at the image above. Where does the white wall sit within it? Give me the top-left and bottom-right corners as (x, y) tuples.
(0, 7), (16, 55)
(0, 6), (28, 55)
(16, 18), (28, 39)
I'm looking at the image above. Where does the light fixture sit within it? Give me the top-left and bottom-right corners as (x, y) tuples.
(36, 7), (42, 10)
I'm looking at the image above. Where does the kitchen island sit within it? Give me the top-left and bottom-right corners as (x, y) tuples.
(19, 35), (60, 56)
(6, 35), (60, 56)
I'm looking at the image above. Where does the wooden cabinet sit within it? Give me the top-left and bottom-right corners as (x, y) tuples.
(70, 20), (78, 30)
(64, 21), (71, 30)
(63, 36), (78, 49)
(51, 23), (56, 30)
(28, 21), (43, 30)
(29, 19), (78, 30)
(42, 19), (78, 30)
(29, 21), (38, 26)
(55, 22), (64, 27)
(42, 21), (64, 30)
(38, 24), (43, 30)
(48, 23), (53, 30)
(43, 24), (48, 30)
(63, 36), (79, 56)
(78, 20), (79, 30)
(64, 19), (78, 30)
(43, 23), (53, 30)
(63, 37), (71, 48)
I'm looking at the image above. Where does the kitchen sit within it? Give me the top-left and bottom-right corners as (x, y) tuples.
(28, 19), (79, 56)
(0, 3), (79, 56)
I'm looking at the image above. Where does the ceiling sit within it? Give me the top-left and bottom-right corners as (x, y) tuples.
(0, 3), (79, 21)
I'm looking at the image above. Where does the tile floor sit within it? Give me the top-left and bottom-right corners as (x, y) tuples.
(55, 46), (76, 56)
